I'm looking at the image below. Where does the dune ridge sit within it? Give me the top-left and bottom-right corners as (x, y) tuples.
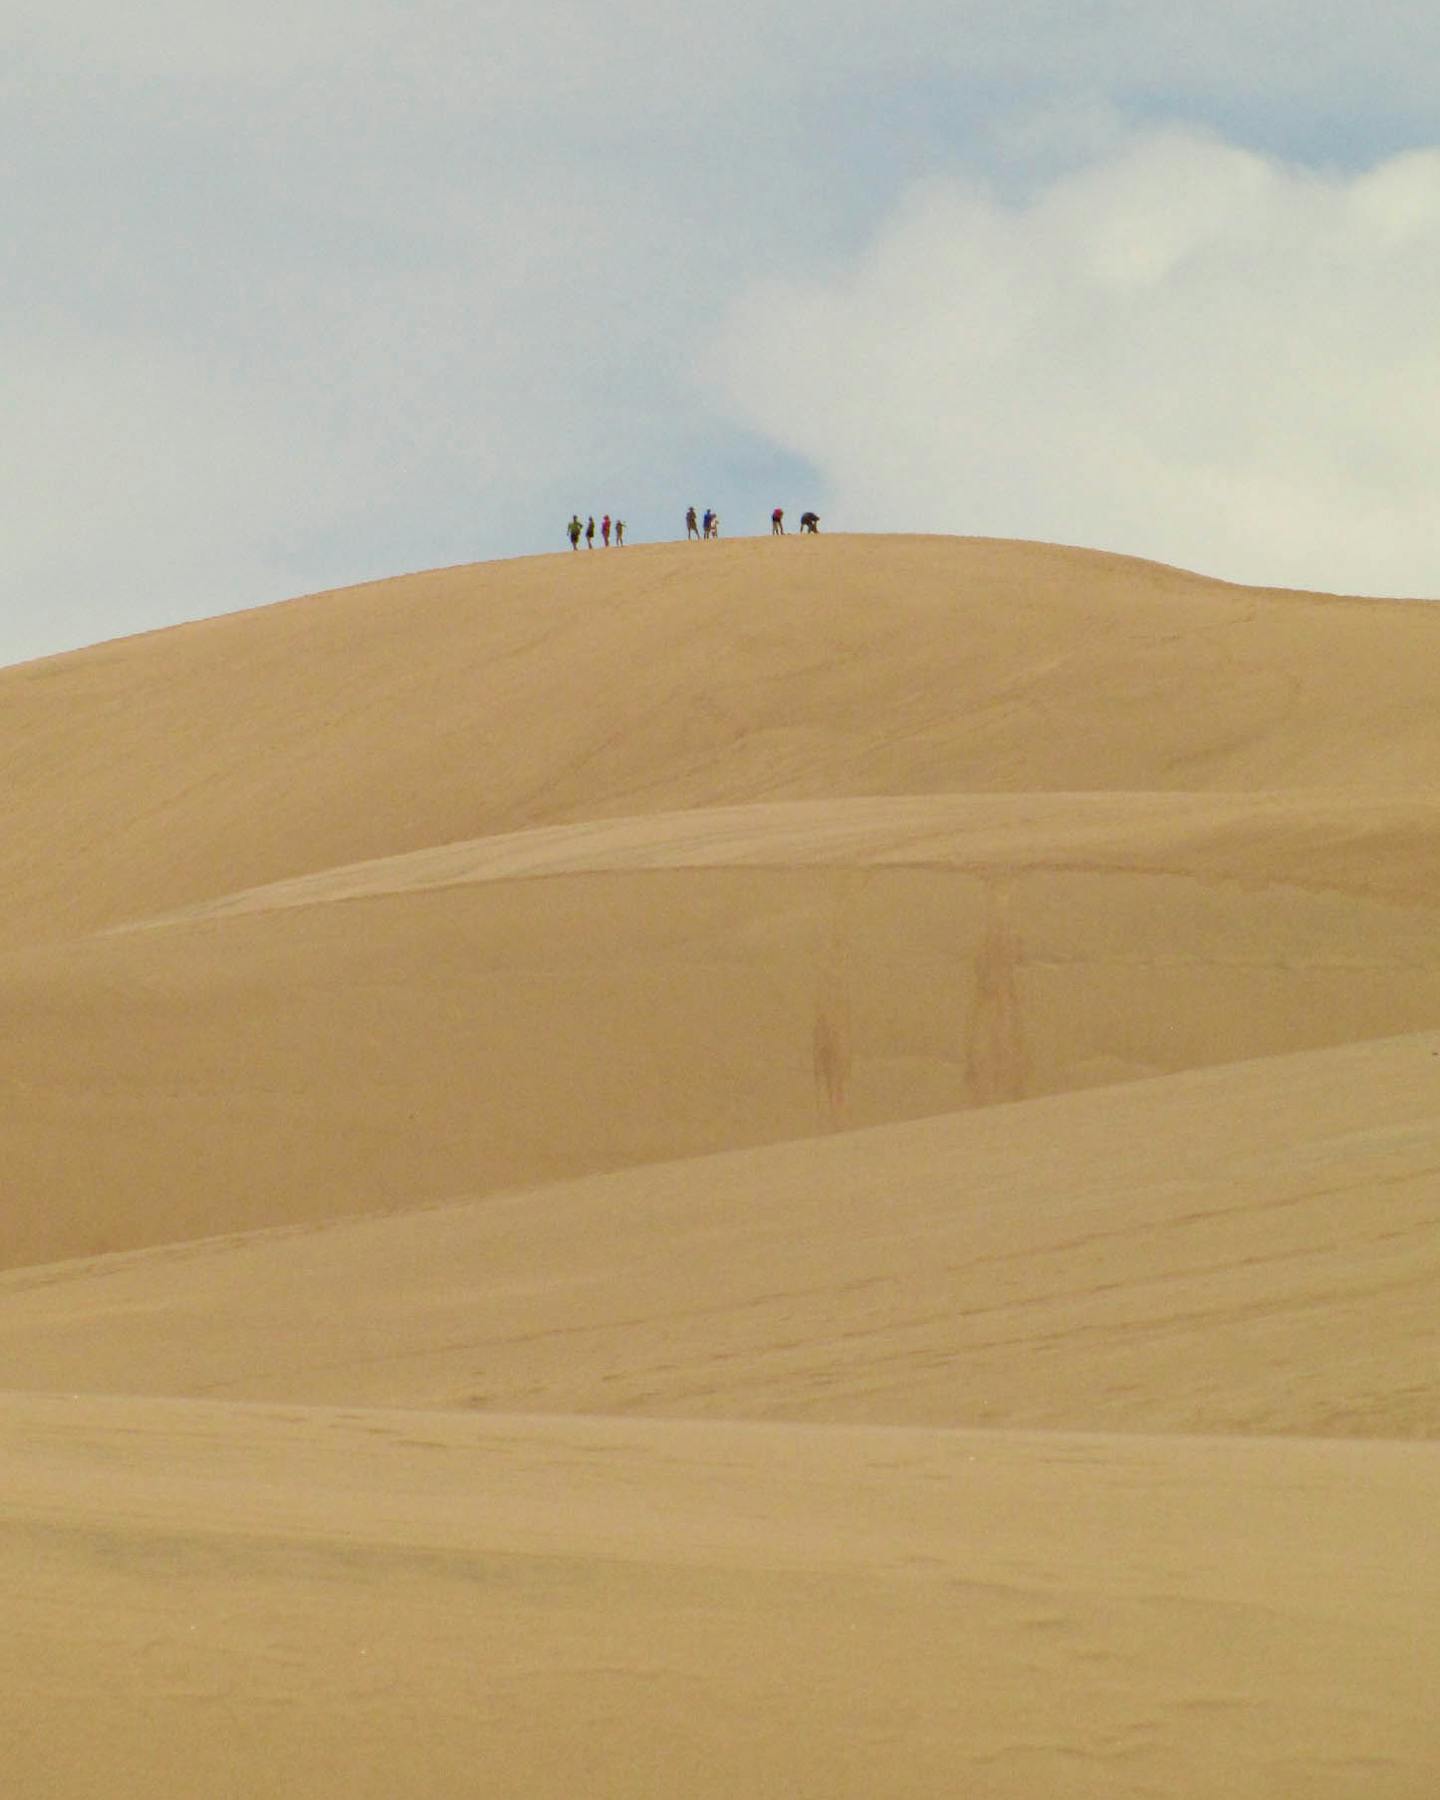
(5, 535), (1440, 1795)
(10, 781), (1440, 1267)
(8, 535), (1440, 950)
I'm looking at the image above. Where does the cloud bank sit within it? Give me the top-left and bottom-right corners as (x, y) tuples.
(710, 129), (1440, 595)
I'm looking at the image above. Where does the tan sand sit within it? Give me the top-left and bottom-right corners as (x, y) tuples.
(10, 789), (1440, 1265)
(7, 537), (1440, 951)
(4, 1027), (1440, 1437)
(5, 1394), (1437, 1799)
(3, 536), (1440, 1794)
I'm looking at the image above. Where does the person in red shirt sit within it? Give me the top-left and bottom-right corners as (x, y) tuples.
(771, 507), (784, 535)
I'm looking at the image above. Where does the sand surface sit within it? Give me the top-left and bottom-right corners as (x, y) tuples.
(4, 534), (1439, 1794)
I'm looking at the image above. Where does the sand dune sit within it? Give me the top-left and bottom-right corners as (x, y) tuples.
(10, 787), (1440, 1266)
(4, 1028), (1440, 1437)
(5, 535), (1440, 1794)
(7, 536), (1440, 950)
(5, 1393), (1437, 1799)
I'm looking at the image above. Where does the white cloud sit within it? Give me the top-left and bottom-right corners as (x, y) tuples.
(707, 129), (1440, 596)
(8, 6), (1440, 665)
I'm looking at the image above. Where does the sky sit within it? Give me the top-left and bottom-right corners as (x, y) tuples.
(5, 1), (1440, 666)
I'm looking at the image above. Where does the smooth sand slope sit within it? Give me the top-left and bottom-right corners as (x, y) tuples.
(5, 1028), (1440, 1438)
(7, 535), (1440, 950)
(6, 1396), (1437, 1799)
(4, 535), (1440, 1795)
(13, 788), (1440, 1264)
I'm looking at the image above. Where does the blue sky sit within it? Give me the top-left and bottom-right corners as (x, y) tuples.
(5, 1), (1440, 665)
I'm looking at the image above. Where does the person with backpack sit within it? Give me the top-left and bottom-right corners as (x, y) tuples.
(771, 507), (784, 535)
(567, 515), (582, 549)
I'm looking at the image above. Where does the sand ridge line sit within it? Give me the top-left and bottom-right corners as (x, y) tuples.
(5, 1017), (1439, 1293)
(4, 1028), (1440, 1437)
(88, 787), (1440, 936)
(11, 534), (1440, 958)
(6, 1385), (1440, 1562)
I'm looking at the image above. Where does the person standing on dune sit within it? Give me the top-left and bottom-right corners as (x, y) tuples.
(614, 520), (625, 546)
(686, 505), (700, 539)
(602, 514), (611, 547)
(585, 515), (596, 549)
(567, 515), (582, 549)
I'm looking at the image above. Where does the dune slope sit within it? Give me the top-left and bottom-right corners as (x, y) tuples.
(5, 536), (1440, 1796)
(6, 1394), (1438, 1800)
(4, 1028), (1440, 1437)
(7, 535), (1440, 950)
(10, 788), (1440, 1265)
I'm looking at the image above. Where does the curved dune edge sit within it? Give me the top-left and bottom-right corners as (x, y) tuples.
(5, 1028), (1440, 1439)
(14, 784), (1440, 1267)
(10, 781), (1440, 1270)
(102, 788), (1440, 931)
(9, 534), (1440, 951)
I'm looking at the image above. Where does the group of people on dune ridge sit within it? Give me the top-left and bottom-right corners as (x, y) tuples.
(770, 507), (820, 535)
(567, 514), (625, 549)
(687, 505), (821, 540)
(567, 506), (821, 547)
